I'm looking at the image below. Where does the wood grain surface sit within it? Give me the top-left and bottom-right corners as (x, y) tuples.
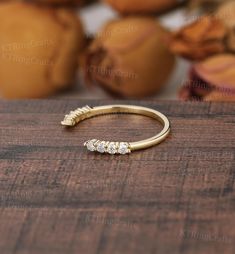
(0, 99), (234, 254)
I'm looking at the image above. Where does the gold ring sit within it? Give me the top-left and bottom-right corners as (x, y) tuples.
(61, 105), (170, 155)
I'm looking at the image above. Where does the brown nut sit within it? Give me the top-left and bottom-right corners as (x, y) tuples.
(0, 2), (85, 98)
(83, 17), (175, 98)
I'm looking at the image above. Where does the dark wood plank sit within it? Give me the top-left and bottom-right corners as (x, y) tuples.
(0, 99), (234, 254)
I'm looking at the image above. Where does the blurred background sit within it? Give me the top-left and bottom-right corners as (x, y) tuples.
(0, 0), (234, 101)
(78, 2), (190, 100)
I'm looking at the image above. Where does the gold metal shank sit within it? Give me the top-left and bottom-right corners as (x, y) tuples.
(61, 105), (171, 153)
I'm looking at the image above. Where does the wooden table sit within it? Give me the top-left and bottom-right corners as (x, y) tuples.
(0, 99), (234, 254)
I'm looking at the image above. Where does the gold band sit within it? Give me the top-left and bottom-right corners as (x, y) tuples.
(61, 104), (170, 155)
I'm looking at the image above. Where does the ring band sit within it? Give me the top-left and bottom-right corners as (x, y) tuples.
(61, 105), (171, 155)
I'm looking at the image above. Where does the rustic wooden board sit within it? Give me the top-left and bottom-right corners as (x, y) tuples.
(0, 99), (234, 254)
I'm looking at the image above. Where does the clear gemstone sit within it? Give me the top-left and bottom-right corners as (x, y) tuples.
(86, 139), (96, 152)
(118, 142), (129, 154)
(97, 141), (106, 153)
(107, 142), (117, 154)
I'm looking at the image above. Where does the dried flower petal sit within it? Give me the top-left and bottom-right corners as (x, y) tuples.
(180, 54), (235, 102)
(195, 54), (235, 90)
(104, 0), (181, 14)
(0, 2), (85, 98)
(84, 17), (175, 98)
(188, 0), (227, 13)
(216, 1), (235, 52)
(204, 91), (235, 101)
(170, 16), (227, 60)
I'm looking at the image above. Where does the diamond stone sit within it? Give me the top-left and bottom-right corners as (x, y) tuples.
(86, 139), (96, 152)
(118, 142), (129, 154)
(97, 141), (106, 153)
(107, 142), (117, 154)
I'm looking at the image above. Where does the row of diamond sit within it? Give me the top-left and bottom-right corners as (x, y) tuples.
(61, 105), (92, 126)
(84, 139), (131, 155)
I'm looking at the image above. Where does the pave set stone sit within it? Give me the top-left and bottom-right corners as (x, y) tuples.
(61, 105), (92, 126)
(84, 139), (131, 155)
